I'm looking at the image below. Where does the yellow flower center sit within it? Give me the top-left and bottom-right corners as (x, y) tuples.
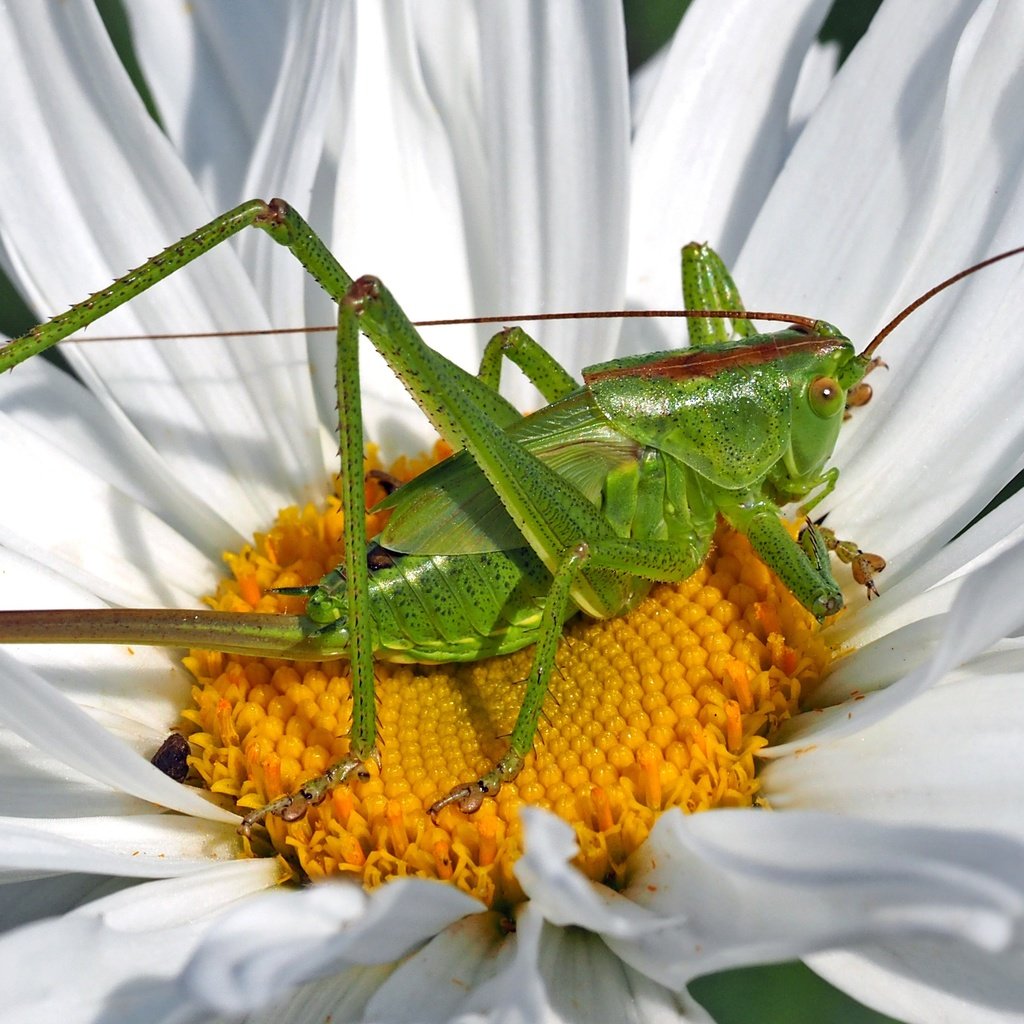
(181, 446), (832, 908)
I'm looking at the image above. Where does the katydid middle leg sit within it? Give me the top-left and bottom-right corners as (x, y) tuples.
(477, 326), (579, 403)
(681, 241), (757, 347)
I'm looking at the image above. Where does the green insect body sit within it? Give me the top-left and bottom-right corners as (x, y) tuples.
(308, 324), (863, 665)
(0, 198), (907, 831)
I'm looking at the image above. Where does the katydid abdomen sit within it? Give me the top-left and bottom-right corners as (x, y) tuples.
(312, 546), (557, 663)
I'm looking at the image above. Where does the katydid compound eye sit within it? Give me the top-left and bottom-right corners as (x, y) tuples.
(808, 376), (844, 418)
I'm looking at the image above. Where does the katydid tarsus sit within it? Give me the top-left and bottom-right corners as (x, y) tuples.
(0, 197), (1021, 834)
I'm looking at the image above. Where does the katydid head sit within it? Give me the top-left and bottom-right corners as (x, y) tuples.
(762, 327), (868, 506)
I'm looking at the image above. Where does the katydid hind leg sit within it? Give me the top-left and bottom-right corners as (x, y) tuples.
(240, 299), (378, 836)
(680, 241), (757, 348)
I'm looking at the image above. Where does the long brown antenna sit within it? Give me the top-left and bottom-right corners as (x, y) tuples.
(861, 243), (1024, 359)
(57, 309), (821, 344)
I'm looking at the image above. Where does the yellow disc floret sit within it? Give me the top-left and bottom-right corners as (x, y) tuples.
(180, 444), (833, 909)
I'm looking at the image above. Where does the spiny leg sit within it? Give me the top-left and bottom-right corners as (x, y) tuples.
(0, 198), (527, 832)
(680, 241), (757, 348)
(720, 495), (844, 621)
(477, 326), (579, 404)
(0, 198), (521, 440)
(239, 299), (376, 835)
(428, 523), (711, 816)
(341, 275), (716, 814)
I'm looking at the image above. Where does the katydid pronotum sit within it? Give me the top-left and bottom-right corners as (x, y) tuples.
(0, 198), (1020, 834)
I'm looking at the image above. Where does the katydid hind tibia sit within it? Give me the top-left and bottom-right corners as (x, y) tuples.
(0, 198), (1020, 833)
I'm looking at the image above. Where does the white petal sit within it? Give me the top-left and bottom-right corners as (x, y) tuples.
(762, 669), (1024, 841)
(810, 944), (1024, 1024)
(611, 809), (1024, 991)
(0, 874), (130, 935)
(0, 650), (237, 825)
(516, 809), (659, 940)
(70, 856), (284, 927)
(324, 1), (479, 455)
(237, 1), (347, 396)
(0, 859), (281, 1024)
(833, 486), (1024, 647)
(0, 814), (239, 879)
(0, 3), (325, 533)
(737, 0), (1024, 565)
(786, 40), (839, 143)
(0, 724), (158, 821)
(125, 0), (295, 211)
(0, 349), (236, 551)
(360, 911), (510, 1024)
(181, 878), (480, 1015)
(626, 0), (831, 350)
(768, 531), (1024, 749)
(0, 413), (214, 606)
(0, 547), (194, 725)
(476, 1), (631, 383)
(340, 2), (631, 452)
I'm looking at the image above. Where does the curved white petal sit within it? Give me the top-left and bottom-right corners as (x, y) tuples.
(322, 1), (480, 455)
(762, 669), (1024, 842)
(627, 0), (832, 351)
(237, 1), (348, 414)
(476, 1), (630, 381)
(834, 486), (1024, 646)
(0, 713), (168, 821)
(0, 547), (195, 724)
(331, 2), (630, 455)
(0, 650), (236, 824)
(508, 809), (1024, 1002)
(810, 944), (1024, 1024)
(0, 349), (235, 551)
(737, 0), (1024, 567)
(180, 878), (480, 1016)
(0, 859), (281, 1024)
(0, 874), (131, 936)
(768, 530), (1024, 749)
(0, 414), (213, 607)
(125, 0), (296, 212)
(0, 3), (325, 535)
(0, 814), (239, 879)
(612, 809), (1024, 992)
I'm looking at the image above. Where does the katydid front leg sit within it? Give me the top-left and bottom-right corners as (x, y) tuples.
(801, 522), (887, 600)
(719, 498), (844, 622)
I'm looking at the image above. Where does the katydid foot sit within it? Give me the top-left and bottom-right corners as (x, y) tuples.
(800, 523), (887, 600)
(428, 751), (526, 820)
(237, 750), (377, 837)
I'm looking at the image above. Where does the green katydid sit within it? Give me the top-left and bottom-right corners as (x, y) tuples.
(0, 198), (1020, 834)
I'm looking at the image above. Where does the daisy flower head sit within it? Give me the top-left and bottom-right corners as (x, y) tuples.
(1, 2), (1023, 1023)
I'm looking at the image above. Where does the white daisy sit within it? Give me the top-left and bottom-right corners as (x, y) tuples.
(0, 2), (1022, 1023)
